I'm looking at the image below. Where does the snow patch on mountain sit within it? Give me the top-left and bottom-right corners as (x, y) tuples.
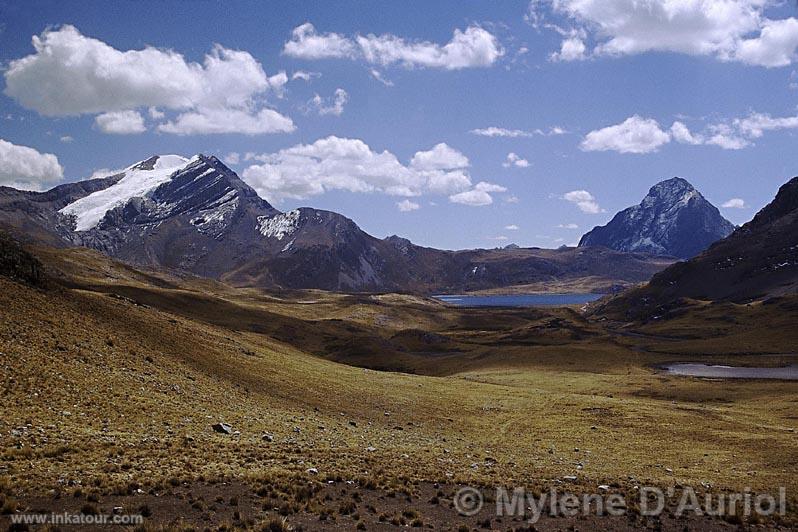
(60, 154), (192, 231)
(257, 209), (300, 240)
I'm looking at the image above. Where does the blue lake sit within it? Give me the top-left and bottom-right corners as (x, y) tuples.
(433, 293), (604, 307)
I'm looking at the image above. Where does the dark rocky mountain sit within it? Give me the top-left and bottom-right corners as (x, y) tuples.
(578, 177), (735, 259)
(598, 176), (798, 319)
(0, 154), (673, 293)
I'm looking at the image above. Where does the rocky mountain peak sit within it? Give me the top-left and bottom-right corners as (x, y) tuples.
(579, 177), (734, 259)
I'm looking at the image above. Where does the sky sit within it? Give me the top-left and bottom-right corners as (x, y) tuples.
(2, 0), (798, 250)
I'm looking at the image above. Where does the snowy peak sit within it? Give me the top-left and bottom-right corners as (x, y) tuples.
(60, 154), (193, 231)
(579, 177), (734, 259)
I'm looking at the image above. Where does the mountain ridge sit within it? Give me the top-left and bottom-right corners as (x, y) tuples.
(0, 154), (674, 293)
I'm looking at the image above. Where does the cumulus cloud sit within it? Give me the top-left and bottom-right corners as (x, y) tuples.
(4, 25), (294, 135)
(304, 88), (348, 116)
(503, 152), (529, 168)
(59, 135), (73, 143)
(241, 136), (506, 205)
(540, 0), (798, 67)
(581, 115), (671, 154)
(562, 190), (601, 213)
(157, 108), (294, 136)
(283, 23), (503, 69)
(94, 110), (146, 134)
(557, 223), (579, 229)
(0, 138), (63, 190)
(396, 199), (420, 212)
(449, 182), (507, 206)
(722, 198), (747, 208)
(550, 36), (587, 61)
(505, 224), (519, 230)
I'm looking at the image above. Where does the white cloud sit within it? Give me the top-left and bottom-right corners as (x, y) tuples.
(59, 135), (73, 143)
(369, 69), (394, 86)
(0, 138), (63, 190)
(284, 23), (503, 70)
(94, 110), (146, 134)
(156, 107), (295, 135)
(734, 17), (798, 67)
(305, 88), (348, 116)
(557, 223), (579, 229)
(470, 126), (533, 137)
(397, 199), (420, 212)
(470, 125), (567, 137)
(669, 121), (703, 145)
(4, 25), (293, 135)
(489, 235), (509, 241)
(562, 189), (601, 213)
(503, 152), (530, 168)
(722, 198), (747, 208)
(241, 136), (505, 205)
(223, 152), (240, 165)
(550, 36), (587, 61)
(283, 23), (358, 59)
(734, 112), (798, 138)
(449, 182), (507, 206)
(291, 70), (320, 81)
(148, 107), (165, 120)
(505, 224), (519, 230)
(581, 115), (671, 154)
(410, 142), (469, 170)
(544, 0), (798, 67)
(504, 195), (520, 203)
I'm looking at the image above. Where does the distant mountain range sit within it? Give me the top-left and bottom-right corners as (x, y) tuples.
(579, 177), (735, 259)
(0, 154), (675, 293)
(600, 175), (798, 319)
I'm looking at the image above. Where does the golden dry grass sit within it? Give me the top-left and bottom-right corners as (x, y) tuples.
(1, 246), (797, 528)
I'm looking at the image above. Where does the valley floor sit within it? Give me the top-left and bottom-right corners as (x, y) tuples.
(1, 247), (797, 530)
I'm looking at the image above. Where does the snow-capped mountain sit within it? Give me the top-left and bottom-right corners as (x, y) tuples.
(0, 154), (672, 292)
(578, 177), (735, 259)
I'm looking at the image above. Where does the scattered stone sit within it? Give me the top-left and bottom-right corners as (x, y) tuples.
(366, 446), (376, 452)
(665, 468), (673, 474)
(306, 468), (319, 475)
(262, 433), (274, 442)
(563, 476), (578, 482)
(598, 485), (610, 491)
(349, 421), (357, 427)
(211, 423), (232, 434)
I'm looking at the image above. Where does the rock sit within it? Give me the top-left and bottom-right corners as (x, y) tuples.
(665, 468), (673, 474)
(598, 485), (610, 491)
(349, 421), (357, 427)
(563, 476), (578, 482)
(211, 422), (232, 434)
(366, 446), (376, 452)
(262, 433), (274, 442)
(306, 468), (319, 475)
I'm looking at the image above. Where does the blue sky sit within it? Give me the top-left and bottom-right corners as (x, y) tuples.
(2, 0), (798, 249)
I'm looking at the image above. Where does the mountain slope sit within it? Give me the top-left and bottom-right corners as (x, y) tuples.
(579, 177), (735, 259)
(0, 154), (673, 293)
(598, 176), (798, 319)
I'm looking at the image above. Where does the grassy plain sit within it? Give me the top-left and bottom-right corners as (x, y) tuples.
(1, 246), (796, 529)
